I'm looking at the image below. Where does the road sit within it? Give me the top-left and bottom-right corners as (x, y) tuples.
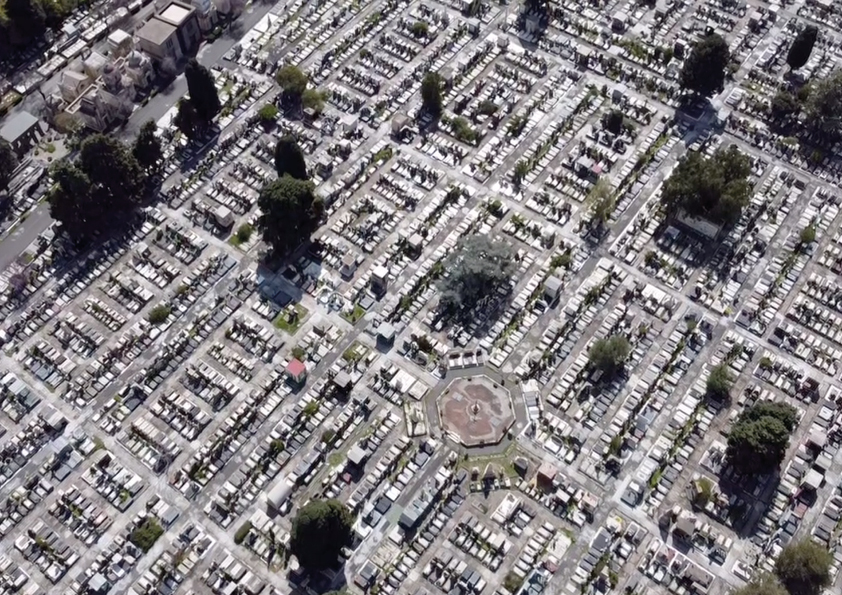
(0, 1), (279, 273)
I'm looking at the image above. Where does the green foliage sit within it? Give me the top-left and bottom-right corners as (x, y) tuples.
(147, 304), (172, 325)
(258, 103), (279, 123)
(410, 21), (429, 37)
(274, 136), (308, 180)
(0, 139), (18, 192)
(258, 176), (322, 255)
(421, 71), (444, 119)
(770, 91), (801, 128)
(302, 88), (326, 114)
(235, 223), (253, 244)
(705, 364), (733, 401)
(587, 178), (615, 228)
(48, 135), (144, 241)
(734, 574), (789, 595)
(289, 499), (354, 570)
(787, 25), (818, 71)
(805, 71), (842, 142)
(603, 110), (624, 135)
(679, 33), (730, 97)
(174, 99), (200, 139)
(5, 0), (46, 45)
(693, 477), (714, 506)
(774, 540), (832, 595)
(661, 145), (752, 225)
(185, 59), (221, 123)
(133, 120), (163, 172)
(726, 401), (798, 475)
(234, 521), (252, 545)
(321, 429), (336, 444)
(503, 571), (524, 593)
(800, 225), (816, 246)
(513, 160), (530, 186)
(587, 335), (631, 376)
(277, 65), (309, 107)
(129, 517), (164, 552)
(437, 235), (516, 318)
(451, 116), (478, 144)
(477, 100), (498, 116)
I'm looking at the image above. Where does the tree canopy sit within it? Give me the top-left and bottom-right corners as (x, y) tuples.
(805, 71), (842, 142)
(421, 71), (444, 119)
(734, 574), (789, 595)
(705, 364), (733, 401)
(258, 175), (323, 255)
(787, 25), (818, 71)
(5, 0), (46, 45)
(277, 64), (309, 107)
(48, 135), (144, 241)
(174, 99), (200, 139)
(679, 33), (730, 98)
(0, 139), (19, 193)
(274, 136), (308, 180)
(774, 540), (832, 595)
(726, 401), (798, 475)
(588, 335), (631, 376)
(437, 234), (516, 317)
(661, 145), (752, 225)
(133, 120), (163, 172)
(770, 91), (801, 129)
(289, 499), (354, 571)
(185, 59), (221, 123)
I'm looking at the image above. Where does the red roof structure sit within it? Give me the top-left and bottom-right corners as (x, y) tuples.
(286, 358), (307, 378)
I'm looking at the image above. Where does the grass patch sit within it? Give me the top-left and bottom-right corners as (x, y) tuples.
(457, 443), (520, 478)
(129, 517), (164, 552)
(273, 304), (308, 335)
(234, 521), (252, 545)
(342, 341), (365, 363)
(341, 303), (366, 324)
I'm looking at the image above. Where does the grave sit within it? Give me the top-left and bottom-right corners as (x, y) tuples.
(438, 375), (515, 447)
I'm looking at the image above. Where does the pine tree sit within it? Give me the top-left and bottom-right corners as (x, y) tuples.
(185, 59), (221, 123)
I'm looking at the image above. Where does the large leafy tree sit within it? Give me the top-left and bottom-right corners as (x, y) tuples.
(289, 499), (354, 571)
(133, 120), (163, 172)
(274, 136), (308, 180)
(420, 71), (444, 119)
(774, 540), (832, 595)
(184, 59), (220, 123)
(725, 401), (797, 475)
(437, 234), (516, 317)
(258, 175), (323, 255)
(705, 364), (733, 401)
(770, 91), (800, 129)
(588, 335), (631, 376)
(174, 99), (199, 139)
(679, 33), (730, 98)
(787, 25), (818, 71)
(805, 70), (842, 142)
(0, 139), (18, 193)
(276, 64), (309, 107)
(48, 135), (144, 240)
(661, 145), (752, 225)
(5, 0), (46, 45)
(734, 574), (789, 595)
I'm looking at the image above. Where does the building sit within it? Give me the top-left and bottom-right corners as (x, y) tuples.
(107, 29), (134, 58)
(286, 358), (307, 384)
(0, 112), (43, 157)
(137, 1), (201, 61)
(265, 477), (294, 510)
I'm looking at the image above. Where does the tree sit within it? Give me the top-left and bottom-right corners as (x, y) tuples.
(587, 335), (631, 376)
(705, 364), (733, 401)
(0, 139), (18, 193)
(258, 176), (323, 255)
(277, 64), (309, 107)
(48, 135), (144, 240)
(133, 120), (163, 172)
(800, 225), (816, 246)
(734, 574), (789, 595)
(174, 99), (199, 139)
(302, 88), (325, 114)
(603, 110), (624, 135)
(679, 33), (730, 98)
(258, 103), (278, 124)
(774, 540), (832, 595)
(289, 499), (354, 570)
(184, 59), (221, 123)
(787, 25), (818, 71)
(587, 178), (615, 230)
(437, 234), (516, 317)
(725, 401), (797, 475)
(5, 0), (46, 45)
(274, 136), (308, 180)
(661, 145), (752, 225)
(770, 91), (800, 128)
(805, 71), (842, 142)
(420, 71), (444, 119)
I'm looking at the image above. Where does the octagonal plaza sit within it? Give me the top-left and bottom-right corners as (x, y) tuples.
(437, 375), (516, 447)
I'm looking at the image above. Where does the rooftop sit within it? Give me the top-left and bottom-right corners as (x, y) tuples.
(158, 2), (194, 25)
(137, 18), (177, 46)
(0, 111), (39, 143)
